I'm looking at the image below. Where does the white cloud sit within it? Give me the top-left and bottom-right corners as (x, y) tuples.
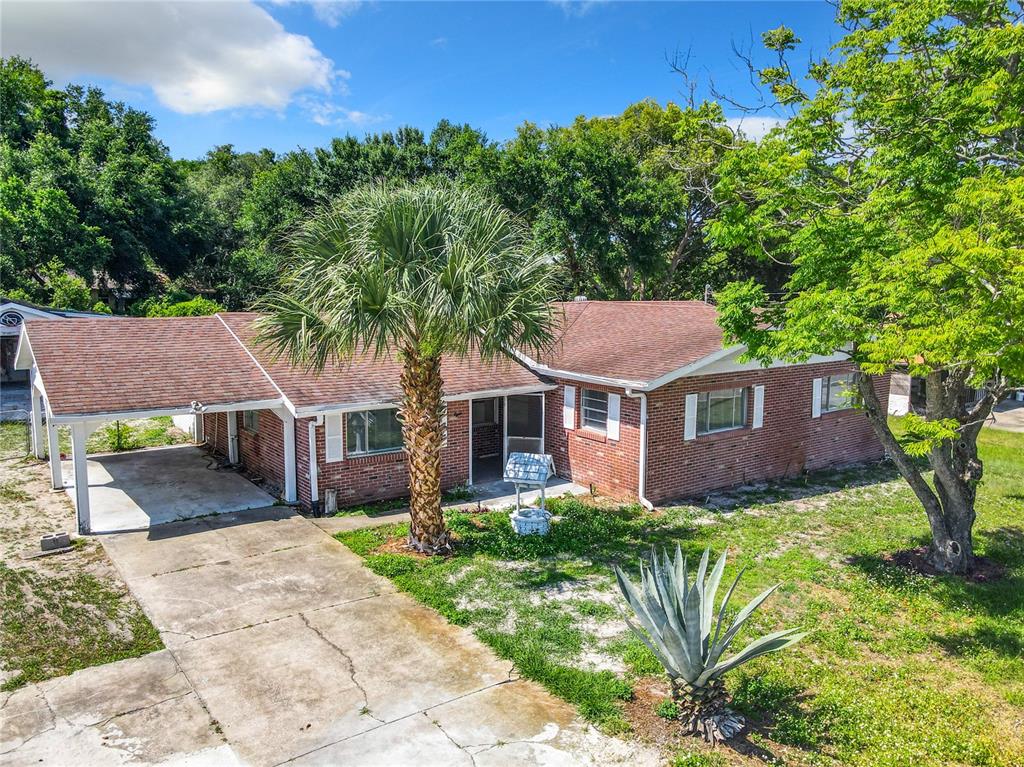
(301, 97), (387, 128)
(2, 0), (340, 114)
(726, 116), (788, 142)
(265, 0), (362, 28)
(549, 0), (608, 18)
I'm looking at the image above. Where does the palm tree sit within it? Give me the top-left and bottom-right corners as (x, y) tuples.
(256, 182), (556, 554)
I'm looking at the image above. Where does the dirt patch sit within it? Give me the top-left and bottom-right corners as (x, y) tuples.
(623, 676), (683, 748)
(883, 546), (1006, 582)
(0, 451), (161, 689)
(375, 535), (434, 559)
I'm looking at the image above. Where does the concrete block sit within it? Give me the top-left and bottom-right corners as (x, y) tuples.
(40, 532), (71, 551)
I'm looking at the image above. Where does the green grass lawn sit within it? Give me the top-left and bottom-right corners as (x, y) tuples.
(337, 426), (1024, 767)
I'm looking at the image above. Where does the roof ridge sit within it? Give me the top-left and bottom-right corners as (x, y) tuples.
(214, 313), (294, 415)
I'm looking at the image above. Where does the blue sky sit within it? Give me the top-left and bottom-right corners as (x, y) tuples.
(5, 1), (842, 159)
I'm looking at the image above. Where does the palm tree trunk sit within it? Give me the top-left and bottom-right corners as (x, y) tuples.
(400, 350), (451, 555)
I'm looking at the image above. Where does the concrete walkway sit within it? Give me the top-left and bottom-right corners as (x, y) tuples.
(3, 507), (651, 766)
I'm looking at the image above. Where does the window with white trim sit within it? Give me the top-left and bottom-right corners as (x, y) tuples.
(242, 410), (259, 432)
(581, 389), (609, 432)
(823, 373), (857, 412)
(346, 408), (403, 456)
(696, 388), (747, 435)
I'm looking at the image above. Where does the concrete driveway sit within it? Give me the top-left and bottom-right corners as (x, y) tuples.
(62, 445), (276, 532)
(989, 399), (1024, 432)
(1, 508), (648, 766)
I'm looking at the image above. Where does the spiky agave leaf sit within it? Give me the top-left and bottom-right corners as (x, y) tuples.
(615, 546), (804, 693)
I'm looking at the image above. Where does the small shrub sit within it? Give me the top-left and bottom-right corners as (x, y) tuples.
(657, 699), (680, 719)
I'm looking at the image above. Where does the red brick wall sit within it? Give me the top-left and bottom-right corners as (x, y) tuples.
(544, 380), (643, 501)
(202, 409), (289, 497)
(644, 363), (889, 504)
(310, 400), (470, 510)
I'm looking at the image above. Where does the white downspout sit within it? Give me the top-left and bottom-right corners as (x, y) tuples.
(308, 415), (322, 511)
(625, 388), (654, 511)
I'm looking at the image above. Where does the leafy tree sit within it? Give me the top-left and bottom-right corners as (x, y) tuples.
(478, 101), (769, 300)
(710, 0), (1024, 573)
(40, 260), (92, 310)
(257, 183), (556, 554)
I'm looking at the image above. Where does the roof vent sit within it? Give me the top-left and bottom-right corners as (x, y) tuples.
(573, 295), (588, 302)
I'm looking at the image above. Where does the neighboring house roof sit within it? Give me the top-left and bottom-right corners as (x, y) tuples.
(20, 317), (282, 418)
(0, 297), (109, 337)
(19, 312), (549, 420)
(526, 301), (727, 388)
(219, 313), (548, 414)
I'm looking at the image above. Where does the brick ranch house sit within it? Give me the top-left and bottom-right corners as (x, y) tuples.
(16, 300), (889, 533)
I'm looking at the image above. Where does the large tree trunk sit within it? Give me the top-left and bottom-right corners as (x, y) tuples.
(400, 350), (451, 555)
(857, 368), (1004, 575)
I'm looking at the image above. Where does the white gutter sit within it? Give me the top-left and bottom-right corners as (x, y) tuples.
(45, 398), (284, 425)
(295, 384), (556, 418)
(624, 388), (654, 510)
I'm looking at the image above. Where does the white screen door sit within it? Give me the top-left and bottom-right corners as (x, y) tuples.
(505, 394), (544, 458)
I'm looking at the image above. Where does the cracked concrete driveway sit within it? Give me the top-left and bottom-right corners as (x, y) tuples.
(4, 507), (654, 766)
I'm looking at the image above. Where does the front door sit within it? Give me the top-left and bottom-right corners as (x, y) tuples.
(504, 394), (544, 466)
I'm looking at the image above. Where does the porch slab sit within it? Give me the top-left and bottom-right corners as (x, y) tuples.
(463, 477), (591, 510)
(62, 444), (276, 532)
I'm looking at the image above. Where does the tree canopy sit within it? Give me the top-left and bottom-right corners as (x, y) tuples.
(710, 0), (1023, 573)
(1, 56), (776, 312)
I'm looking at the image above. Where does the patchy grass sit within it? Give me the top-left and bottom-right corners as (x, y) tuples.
(338, 425), (1024, 766)
(0, 563), (162, 691)
(1, 435), (165, 690)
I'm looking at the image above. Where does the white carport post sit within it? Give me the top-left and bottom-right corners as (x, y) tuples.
(47, 420), (62, 489)
(70, 421), (91, 534)
(29, 376), (45, 459)
(275, 408), (297, 504)
(227, 410), (239, 464)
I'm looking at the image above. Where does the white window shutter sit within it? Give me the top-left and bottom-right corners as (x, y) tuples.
(606, 393), (621, 441)
(325, 414), (343, 462)
(562, 386), (576, 429)
(684, 393), (698, 441)
(811, 378), (823, 418)
(752, 385), (765, 429)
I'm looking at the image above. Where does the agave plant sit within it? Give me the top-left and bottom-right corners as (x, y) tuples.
(615, 545), (805, 743)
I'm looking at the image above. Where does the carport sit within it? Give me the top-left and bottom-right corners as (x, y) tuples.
(15, 316), (295, 534)
(60, 445), (276, 532)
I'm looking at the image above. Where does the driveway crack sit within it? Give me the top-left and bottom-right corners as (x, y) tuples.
(298, 612), (385, 725)
(425, 712), (477, 767)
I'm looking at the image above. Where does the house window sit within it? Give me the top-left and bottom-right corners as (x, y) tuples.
(696, 388), (747, 435)
(346, 407), (403, 456)
(242, 410), (259, 433)
(472, 398), (498, 427)
(581, 389), (608, 432)
(823, 373), (857, 412)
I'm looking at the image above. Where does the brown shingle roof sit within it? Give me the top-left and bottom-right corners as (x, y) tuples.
(24, 317), (281, 418)
(218, 313), (546, 411)
(532, 301), (725, 385)
(24, 313), (547, 419)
